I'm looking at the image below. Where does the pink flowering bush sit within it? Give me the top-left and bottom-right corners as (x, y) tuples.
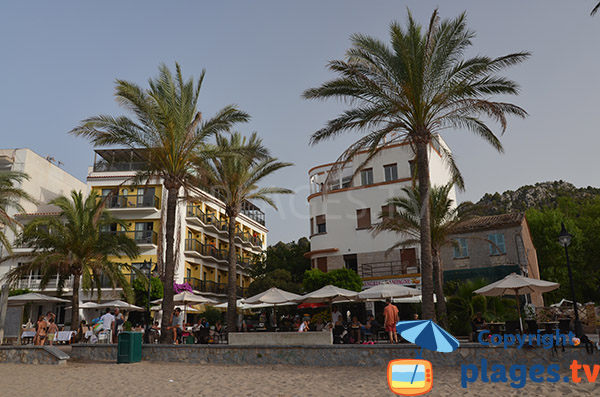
(173, 282), (193, 294)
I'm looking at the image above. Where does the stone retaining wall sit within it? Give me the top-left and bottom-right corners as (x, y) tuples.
(0, 346), (68, 365)
(68, 343), (600, 367)
(229, 331), (332, 346)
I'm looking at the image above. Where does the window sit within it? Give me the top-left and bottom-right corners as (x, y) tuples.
(409, 159), (416, 177)
(343, 254), (358, 272)
(453, 238), (469, 258)
(360, 168), (373, 186)
(356, 208), (371, 229)
(381, 204), (396, 220)
(310, 217), (314, 236)
(384, 164), (398, 182)
(186, 268), (191, 280)
(489, 233), (506, 255)
(316, 257), (328, 272)
(316, 215), (326, 234)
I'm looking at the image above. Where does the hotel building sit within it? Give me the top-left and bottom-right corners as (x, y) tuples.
(86, 148), (267, 301)
(305, 138), (456, 289)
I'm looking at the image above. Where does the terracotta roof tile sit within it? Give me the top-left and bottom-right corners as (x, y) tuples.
(453, 212), (525, 233)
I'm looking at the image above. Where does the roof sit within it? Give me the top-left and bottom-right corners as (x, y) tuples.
(452, 212), (525, 233)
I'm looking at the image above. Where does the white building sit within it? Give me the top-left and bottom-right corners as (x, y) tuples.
(305, 138), (456, 289)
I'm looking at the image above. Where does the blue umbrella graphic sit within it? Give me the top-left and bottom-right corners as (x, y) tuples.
(395, 320), (459, 386)
(396, 320), (459, 355)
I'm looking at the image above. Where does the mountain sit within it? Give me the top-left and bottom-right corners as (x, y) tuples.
(462, 181), (600, 216)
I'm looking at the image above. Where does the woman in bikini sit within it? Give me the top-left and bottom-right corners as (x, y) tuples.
(35, 315), (48, 346)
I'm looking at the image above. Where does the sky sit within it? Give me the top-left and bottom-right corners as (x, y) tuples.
(1, 1), (599, 244)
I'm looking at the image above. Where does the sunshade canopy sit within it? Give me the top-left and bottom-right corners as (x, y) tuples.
(298, 285), (359, 304)
(358, 283), (419, 300)
(95, 300), (145, 311)
(7, 293), (69, 304)
(152, 291), (218, 305)
(474, 273), (559, 296)
(244, 287), (302, 304)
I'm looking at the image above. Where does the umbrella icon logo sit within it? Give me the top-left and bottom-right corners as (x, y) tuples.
(387, 320), (459, 395)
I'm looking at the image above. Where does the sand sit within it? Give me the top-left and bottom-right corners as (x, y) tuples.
(0, 363), (598, 396)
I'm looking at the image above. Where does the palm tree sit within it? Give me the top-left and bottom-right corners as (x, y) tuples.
(3, 190), (139, 327)
(592, 2), (600, 16)
(196, 132), (292, 333)
(303, 9), (529, 319)
(372, 183), (464, 327)
(0, 171), (36, 254)
(70, 63), (250, 342)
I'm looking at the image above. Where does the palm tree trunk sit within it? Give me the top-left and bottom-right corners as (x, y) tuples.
(432, 248), (448, 328)
(226, 213), (238, 335)
(71, 273), (80, 331)
(415, 140), (435, 320)
(159, 185), (178, 343)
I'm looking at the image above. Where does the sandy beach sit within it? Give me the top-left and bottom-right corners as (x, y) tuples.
(0, 362), (597, 396)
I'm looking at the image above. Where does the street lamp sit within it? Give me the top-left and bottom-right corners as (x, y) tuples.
(140, 259), (153, 342)
(558, 222), (582, 337)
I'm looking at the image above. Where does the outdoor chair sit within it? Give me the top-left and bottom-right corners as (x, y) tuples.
(504, 320), (521, 335)
(333, 325), (345, 344)
(195, 327), (210, 344)
(526, 320), (538, 333)
(97, 330), (111, 343)
(558, 319), (571, 335)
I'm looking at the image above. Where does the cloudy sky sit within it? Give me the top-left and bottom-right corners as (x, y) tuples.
(1, 1), (598, 243)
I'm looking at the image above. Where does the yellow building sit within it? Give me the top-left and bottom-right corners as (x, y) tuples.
(87, 149), (267, 301)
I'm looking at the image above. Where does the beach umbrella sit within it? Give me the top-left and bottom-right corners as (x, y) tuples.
(244, 287), (302, 304)
(396, 320), (460, 356)
(7, 293), (69, 304)
(96, 300), (145, 311)
(152, 292), (217, 320)
(474, 273), (559, 330)
(299, 285), (359, 322)
(393, 294), (437, 304)
(358, 283), (419, 300)
(150, 305), (202, 314)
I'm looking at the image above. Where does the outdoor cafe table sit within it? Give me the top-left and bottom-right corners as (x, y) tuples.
(487, 322), (505, 334)
(538, 321), (559, 332)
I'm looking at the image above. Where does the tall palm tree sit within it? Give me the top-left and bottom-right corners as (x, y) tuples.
(196, 132), (292, 333)
(303, 9), (529, 319)
(3, 190), (139, 327)
(70, 63), (250, 342)
(0, 171), (36, 254)
(373, 184), (465, 327)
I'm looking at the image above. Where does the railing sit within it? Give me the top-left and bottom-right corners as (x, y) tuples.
(184, 277), (248, 298)
(17, 275), (73, 290)
(93, 160), (148, 172)
(104, 230), (158, 245)
(184, 239), (228, 261)
(360, 260), (421, 278)
(236, 255), (252, 268)
(185, 205), (228, 232)
(102, 194), (160, 210)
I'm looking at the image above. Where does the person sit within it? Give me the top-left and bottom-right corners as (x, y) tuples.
(472, 312), (487, 342)
(34, 315), (48, 346)
(363, 314), (379, 341)
(293, 317), (301, 332)
(298, 316), (310, 332)
(113, 308), (124, 343)
(412, 313), (419, 321)
(383, 298), (399, 344)
(46, 318), (58, 346)
(331, 306), (342, 324)
(350, 316), (362, 344)
(315, 318), (325, 331)
(100, 308), (115, 343)
(333, 315), (347, 344)
(168, 308), (184, 344)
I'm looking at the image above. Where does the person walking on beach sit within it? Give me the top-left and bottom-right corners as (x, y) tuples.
(383, 298), (399, 344)
(34, 315), (48, 346)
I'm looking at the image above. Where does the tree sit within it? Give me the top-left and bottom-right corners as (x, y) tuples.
(303, 9), (529, 319)
(252, 238), (311, 282)
(302, 268), (363, 293)
(70, 63), (250, 342)
(372, 183), (465, 327)
(0, 171), (35, 254)
(197, 132), (292, 333)
(3, 190), (139, 327)
(132, 276), (163, 309)
(247, 269), (302, 296)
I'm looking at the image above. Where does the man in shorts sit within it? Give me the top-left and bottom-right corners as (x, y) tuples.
(383, 298), (399, 344)
(168, 308), (184, 344)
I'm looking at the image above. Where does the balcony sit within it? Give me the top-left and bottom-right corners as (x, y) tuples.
(360, 260), (421, 279)
(185, 205), (228, 233)
(184, 239), (228, 262)
(102, 195), (160, 211)
(104, 230), (158, 246)
(184, 277), (248, 298)
(17, 275), (73, 291)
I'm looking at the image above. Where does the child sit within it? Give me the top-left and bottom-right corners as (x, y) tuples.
(47, 318), (58, 346)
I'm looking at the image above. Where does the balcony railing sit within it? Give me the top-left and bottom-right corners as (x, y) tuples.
(360, 260), (421, 278)
(93, 160), (147, 172)
(102, 195), (160, 210)
(184, 277), (248, 298)
(186, 205), (228, 232)
(17, 275), (73, 291)
(104, 230), (158, 245)
(184, 239), (228, 261)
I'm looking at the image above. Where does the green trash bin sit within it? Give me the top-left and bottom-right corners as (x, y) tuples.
(185, 335), (195, 345)
(117, 331), (143, 364)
